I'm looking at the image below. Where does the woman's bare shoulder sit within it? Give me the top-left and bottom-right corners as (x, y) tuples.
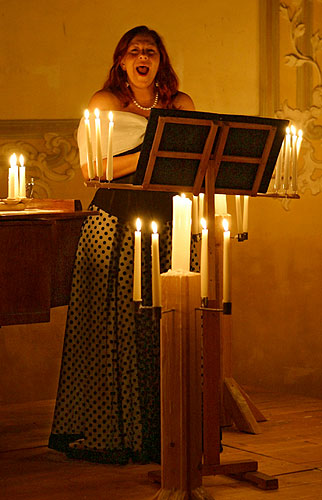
(172, 91), (195, 111)
(88, 90), (122, 112)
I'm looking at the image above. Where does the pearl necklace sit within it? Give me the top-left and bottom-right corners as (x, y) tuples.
(131, 91), (159, 111)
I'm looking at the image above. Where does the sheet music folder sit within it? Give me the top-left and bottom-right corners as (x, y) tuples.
(132, 108), (288, 196)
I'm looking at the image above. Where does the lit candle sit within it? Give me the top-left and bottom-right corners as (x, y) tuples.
(291, 125), (298, 192)
(94, 108), (103, 178)
(242, 196), (249, 233)
(198, 193), (204, 232)
(192, 195), (199, 235)
(283, 127), (291, 191)
(84, 109), (95, 179)
(235, 195), (242, 234)
(223, 218), (231, 303)
(214, 194), (227, 215)
(133, 218), (142, 302)
(106, 111), (114, 181)
(293, 129), (303, 192)
(9, 153), (19, 199)
(171, 194), (192, 272)
(297, 129), (303, 158)
(19, 154), (26, 198)
(8, 154), (16, 199)
(151, 221), (161, 307)
(200, 217), (208, 299)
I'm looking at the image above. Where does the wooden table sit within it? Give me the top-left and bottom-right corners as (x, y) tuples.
(0, 199), (93, 326)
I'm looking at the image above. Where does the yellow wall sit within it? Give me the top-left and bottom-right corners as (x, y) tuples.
(3, 0), (322, 404)
(1, 0), (259, 119)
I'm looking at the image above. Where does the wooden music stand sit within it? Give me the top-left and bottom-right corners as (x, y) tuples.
(86, 108), (287, 495)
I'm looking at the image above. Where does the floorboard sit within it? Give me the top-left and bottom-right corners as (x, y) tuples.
(1, 387), (322, 499)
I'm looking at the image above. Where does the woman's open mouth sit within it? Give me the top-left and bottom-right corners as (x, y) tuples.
(136, 65), (150, 75)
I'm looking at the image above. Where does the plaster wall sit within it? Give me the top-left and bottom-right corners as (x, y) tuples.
(3, 0), (321, 405)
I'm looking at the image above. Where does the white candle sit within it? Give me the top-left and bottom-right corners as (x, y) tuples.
(283, 127), (291, 190)
(200, 218), (208, 299)
(291, 126), (298, 192)
(223, 218), (231, 303)
(235, 195), (242, 234)
(297, 129), (303, 158)
(94, 108), (103, 178)
(9, 154), (19, 199)
(8, 154), (16, 199)
(151, 221), (161, 307)
(171, 194), (192, 272)
(133, 218), (142, 302)
(84, 109), (95, 179)
(242, 196), (249, 233)
(192, 195), (199, 235)
(106, 111), (114, 181)
(198, 193), (204, 232)
(19, 154), (26, 198)
(214, 194), (227, 215)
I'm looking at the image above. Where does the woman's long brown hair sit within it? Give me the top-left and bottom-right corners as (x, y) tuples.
(102, 25), (179, 108)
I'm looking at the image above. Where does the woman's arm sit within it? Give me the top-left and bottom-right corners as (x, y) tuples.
(81, 151), (140, 181)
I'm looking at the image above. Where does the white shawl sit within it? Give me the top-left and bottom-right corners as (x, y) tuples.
(77, 111), (148, 166)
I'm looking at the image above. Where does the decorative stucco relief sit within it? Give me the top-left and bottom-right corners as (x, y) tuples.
(0, 126), (79, 198)
(275, 1), (322, 202)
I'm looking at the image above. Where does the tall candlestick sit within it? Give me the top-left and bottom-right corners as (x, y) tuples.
(296, 129), (303, 158)
(192, 195), (199, 235)
(106, 111), (114, 181)
(133, 218), (142, 302)
(84, 109), (95, 179)
(9, 154), (19, 199)
(171, 194), (192, 272)
(283, 127), (291, 191)
(151, 221), (161, 307)
(223, 218), (231, 303)
(215, 194), (227, 215)
(19, 154), (26, 198)
(242, 196), (249, 233)
(291, 125), (298, 192)
(198, 193), (204, 232)
(235, 195), (242, 233)
(94, 108), (103, 178)
(200, 218), (208, 299)
(8, 154), (15, 199)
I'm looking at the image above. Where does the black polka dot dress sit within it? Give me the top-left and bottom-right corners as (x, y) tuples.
(48, 204), (199, 464)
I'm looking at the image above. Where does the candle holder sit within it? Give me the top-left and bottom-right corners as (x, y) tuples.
(222, 301), (232, 315)
(236, 232), (248, 242)
(133, 301), (162, 321)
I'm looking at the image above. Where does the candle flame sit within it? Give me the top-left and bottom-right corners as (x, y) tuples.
(19, 154), (24, 167)
(152, 221), (158, 234)
(223, 218), (229, 232)
(9, 153), (17, 168)
(108, 111), (114, 122)
(298, 129), (303, 138)
(84, 109), (90, 120)
(201, 217), (207, 230)
(286, 126), (290, 134)
(181, 193), (186, 199)
(136, 218), (141, 232)
(94, 108), (100, 119)
(291, 124), (296, 135)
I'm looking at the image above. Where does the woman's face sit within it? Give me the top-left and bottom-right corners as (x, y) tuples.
(121, 34), (160, 90)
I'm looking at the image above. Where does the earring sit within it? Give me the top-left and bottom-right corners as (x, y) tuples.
(155, 81), (159, 87)
(126, 81), (130, 88)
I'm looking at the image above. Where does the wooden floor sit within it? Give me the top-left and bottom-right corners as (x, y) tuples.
(1, 387), (322, 499)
